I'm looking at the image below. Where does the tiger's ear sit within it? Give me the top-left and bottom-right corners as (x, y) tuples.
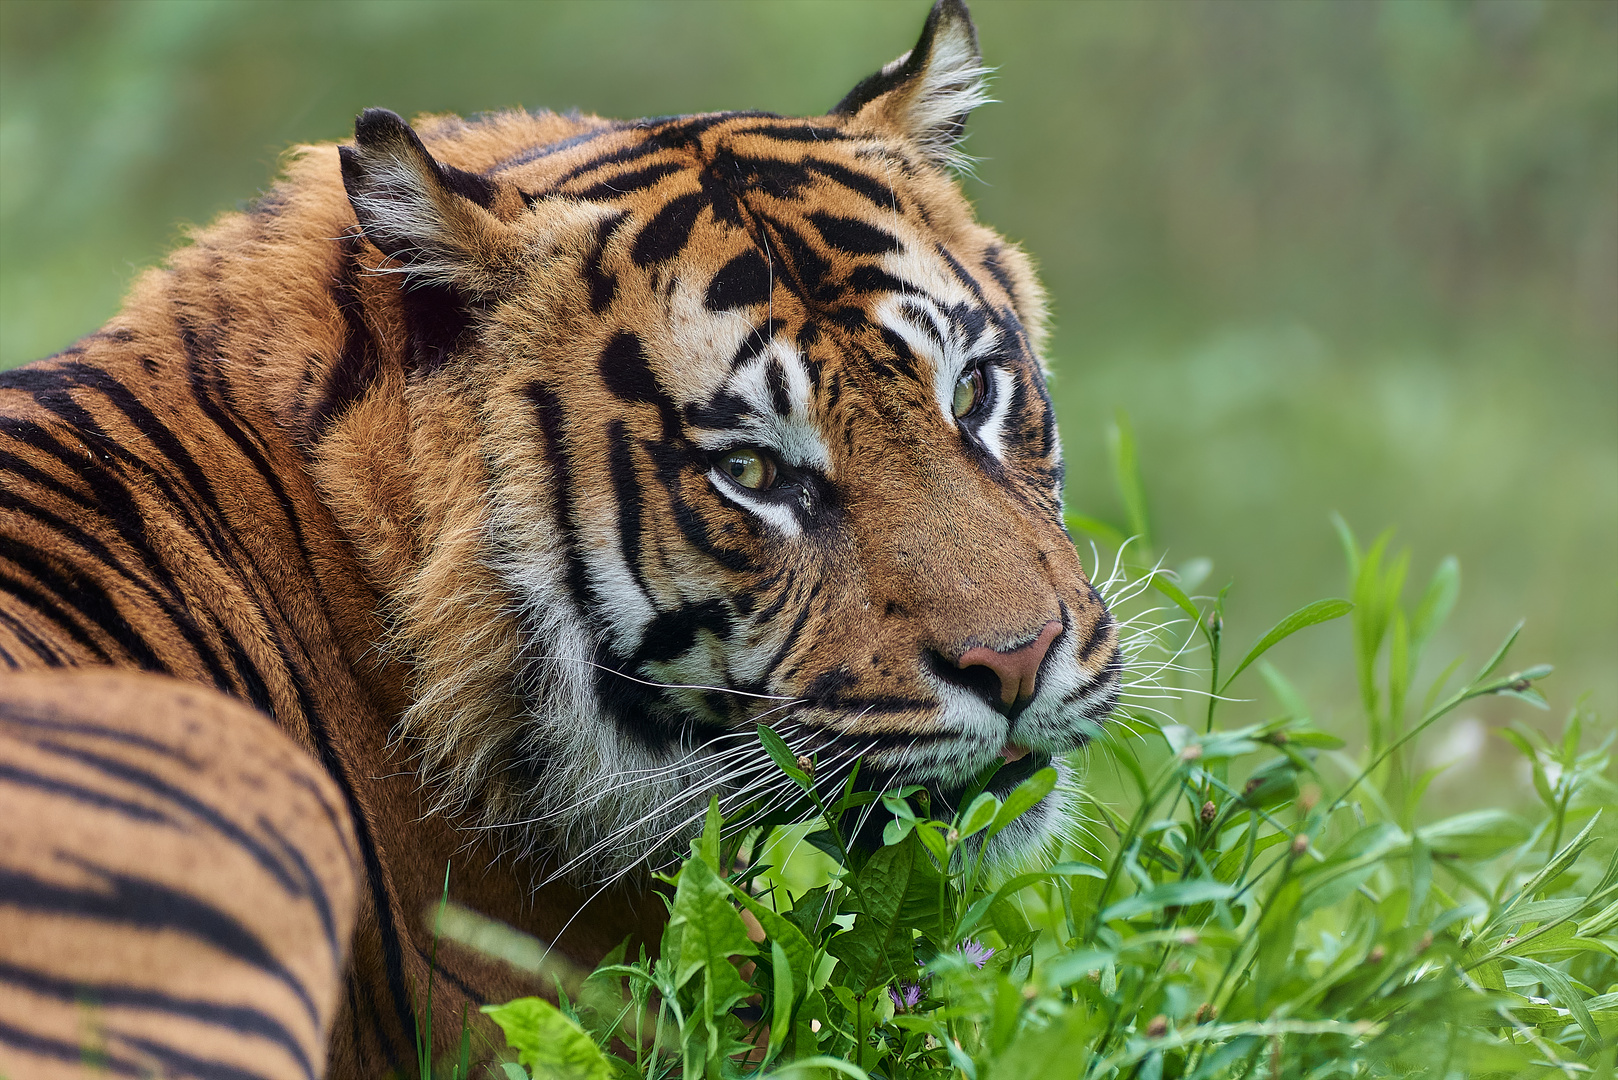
(830, 0), (990, 170)
(339, 108), (519, 294)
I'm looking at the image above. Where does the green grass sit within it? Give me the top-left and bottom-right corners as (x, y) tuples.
(442, 422), (1615, 1079)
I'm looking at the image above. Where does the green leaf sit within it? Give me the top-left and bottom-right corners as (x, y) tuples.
(1255, 878), (1303, 1008)
(1065, 512), (1127, 550)
(1418, 809), (1532, 860)
(1101, 879), (1237, 923)
(731, 885), (815, 1004)
(1513, 812), (1603, 908)
(768, 940), (793, 1064)
(1331, 512), (1361, 582)
(1388, 607), (1410, 723)
(1410, 555), (1460, 657)
(882, 817), (914, 847)
(1258, 660), (1310, 718)
(758, 725), (813, 791)
(957, 862), (1106, 940)
(694, 794), (721, 873)
(1149, 572), (1203, 625)
(1512, 956), (1600, 1041)
(1221, 598), (1353, 691)
(959, 791), (1001, 839)
(1280, 729), (1346, 750)
(1472, 620), (1524, 684)
(480, 997), (614, 1080)
(668, 856), (754, 1007)
(989, 767), (1058, 838)
(768, 1055), (874, 1079)
(827, 833), (941, 990)
(1108, 408), (1151, 550)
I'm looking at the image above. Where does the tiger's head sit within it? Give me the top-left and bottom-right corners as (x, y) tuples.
(321, 0), (1119, 882)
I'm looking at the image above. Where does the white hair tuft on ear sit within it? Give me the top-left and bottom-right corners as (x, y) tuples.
(339, 108), (515, 293)
(830, 0), (992, 172)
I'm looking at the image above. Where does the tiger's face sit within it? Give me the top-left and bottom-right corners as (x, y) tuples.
(333, 0), (1119, 880)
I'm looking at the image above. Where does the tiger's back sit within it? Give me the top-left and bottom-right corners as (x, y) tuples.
(1, 2), (1120, 1074)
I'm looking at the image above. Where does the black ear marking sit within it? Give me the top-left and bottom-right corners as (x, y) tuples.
(339, 108), (509, 374)
(832, 0), (970, 117)
(339, 107), (503, 263)
(347, 109), (499, 210)
(828, 0), (987, 169)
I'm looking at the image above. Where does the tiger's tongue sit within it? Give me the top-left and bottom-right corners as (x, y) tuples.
(1000, 743), (1031, 763)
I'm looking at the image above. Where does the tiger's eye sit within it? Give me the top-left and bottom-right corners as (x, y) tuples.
(952, 366), (986, 419)
(720, 447), (775, 490)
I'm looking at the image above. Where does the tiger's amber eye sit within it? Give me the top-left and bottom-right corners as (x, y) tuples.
(952, 366), (986, 418)
(720, 448), (775, 490)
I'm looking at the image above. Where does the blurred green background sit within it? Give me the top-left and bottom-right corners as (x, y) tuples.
(2, 0), (1613, 793)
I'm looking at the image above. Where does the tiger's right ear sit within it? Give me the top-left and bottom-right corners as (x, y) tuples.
(830, 0), (990, 171)
(339, 108), (520, 295)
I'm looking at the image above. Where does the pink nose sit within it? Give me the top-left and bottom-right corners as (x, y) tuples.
(955, 621), (1062, 706)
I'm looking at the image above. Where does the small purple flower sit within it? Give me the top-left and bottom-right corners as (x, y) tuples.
(889, 981), (924, 1012)
(959, 939), (995, 969)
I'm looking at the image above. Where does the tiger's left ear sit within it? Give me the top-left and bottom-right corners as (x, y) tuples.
(830, 0), (989, 170)
(339, 108), (521, 295)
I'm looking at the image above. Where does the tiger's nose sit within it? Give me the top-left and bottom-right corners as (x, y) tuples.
(955, 621), (1062, 707)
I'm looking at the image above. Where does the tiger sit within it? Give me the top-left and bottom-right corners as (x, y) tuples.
(0, 0), (1122, 1074)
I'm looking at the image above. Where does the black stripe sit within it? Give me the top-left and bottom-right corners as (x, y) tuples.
(0, 1017), (144, 1074)
(606, 419), (652, 605)
(543, 137), (667, 192)
(598, 331), (681, 438)
(0, 698), (191, 757)
(26, 738), (313, 902)
(934, 242), (991, 308)
(525, 381), (596, 617)
(631, 190), (709, 268)
(765, 356), (791, 417)
(757, 214), (832, 304)
(108, 323), (411, 1053)
(684, 388), (754, 431)
(307, 243), (380, 441)
(257, 815), (348, 971)
(802, 160), (902, 212)
(583, 212), (628, 314)
(760, 583), (816, 675)
(0, 400), (241, 685)
(646, 443), (759, 573)
(0, 761), (173, 824)
(0, 960), (315, 1080)
(0, 568), (114, 663)
(572, 161), (684, 201)
(0, 605), (68, 665)
(807, 211), (901, 256)
(116, 1034), (283, 1080)
(0, 534), (171, 673)
(5, 360), (292, 708)
(438, 162), (497, 209)
(848, 265), (915, 297)
(0, 859), (320, 1028)
(631, 598), (732, 666)
(495, 122), (622, 173)
(1077, 608), (1115, 665)
(981, 244), (1016, 298)
(705, 249), (772, 311)
(728, 122), (855, 145)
